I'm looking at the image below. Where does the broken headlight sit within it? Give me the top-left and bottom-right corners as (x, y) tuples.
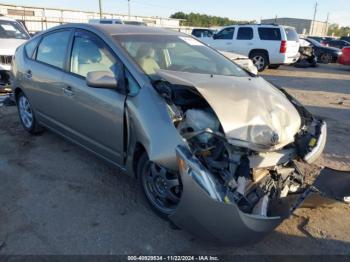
(176, 146), (223, 202)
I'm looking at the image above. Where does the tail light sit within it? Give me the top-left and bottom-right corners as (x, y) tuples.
(280, 40), (287, 53)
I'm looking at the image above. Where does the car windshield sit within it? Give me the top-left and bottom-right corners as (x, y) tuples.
(114, 34), (248, 78)
(0, 20), (29, 39)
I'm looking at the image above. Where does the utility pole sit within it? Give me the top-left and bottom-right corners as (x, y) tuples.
(98, 0), (103, 19)
(311, 1), (318, 35)
(128, 0), (131, 19)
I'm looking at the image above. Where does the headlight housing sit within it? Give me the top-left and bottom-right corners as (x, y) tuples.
(176, 146), (223, 202)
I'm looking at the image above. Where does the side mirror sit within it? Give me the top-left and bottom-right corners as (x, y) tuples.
(86, 71), (118, 89)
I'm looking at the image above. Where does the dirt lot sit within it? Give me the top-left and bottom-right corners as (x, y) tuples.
(0, 64), (350, 255)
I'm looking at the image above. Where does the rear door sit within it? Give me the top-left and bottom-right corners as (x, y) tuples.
(61, 29), (126, 165)
(284, 27), (300, 57)
(257, 27), (283, 63)
(233, 26), (254, 56)
(22, 29), (73, 130)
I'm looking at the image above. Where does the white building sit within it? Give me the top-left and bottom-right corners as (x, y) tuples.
(0, 3), (182, 33)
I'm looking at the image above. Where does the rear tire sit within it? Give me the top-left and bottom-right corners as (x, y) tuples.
(16, 91), (43, 134)
(320, 53), (333, 64)
(250, 51), (269, 72)
(137, 153), (181, 219)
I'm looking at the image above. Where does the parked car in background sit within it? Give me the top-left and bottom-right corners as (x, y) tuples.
(202, 24), (300, 71)
(89, 19), (146, 26)
(123, 20), (147, 26)
(0, 16), (30, 91)
(303, 38), (342, 63)
(294, 38), (317, 68)
(338, 46), (350, 66)
(219, 51), (258, 75)
(89, 18), (123, 24)
(340, 36), (350, 42)
(307, 36), (329, 46)
(326, 40), (350, 49)
(191, 28), (217, 38)
(12, 24), (327, 246)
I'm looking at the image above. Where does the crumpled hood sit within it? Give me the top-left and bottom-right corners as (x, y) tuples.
(0, 39), (27, 55)
(157, 70), (301, 151)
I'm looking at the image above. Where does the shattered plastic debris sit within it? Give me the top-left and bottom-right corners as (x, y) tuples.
(252, 195), (269, 216)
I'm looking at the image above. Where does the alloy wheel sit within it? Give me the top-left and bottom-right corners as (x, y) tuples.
(252, 55), (265, 71)
(18, 95), (33, 129)
(142, 161), (181, 215)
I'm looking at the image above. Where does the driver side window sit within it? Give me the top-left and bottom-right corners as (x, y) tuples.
(215, 28), (235, 40)
(70, 35), (117, 78)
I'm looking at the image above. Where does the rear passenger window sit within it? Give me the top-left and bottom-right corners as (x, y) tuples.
(215, 28), (235, 40)
(24, 37), (40, 58)
(237, 27), (253, 40)
(258, 28), (281, 41)
(36, 30), (71, 69)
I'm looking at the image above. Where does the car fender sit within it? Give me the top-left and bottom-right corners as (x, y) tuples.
(124, 84), (185, 175)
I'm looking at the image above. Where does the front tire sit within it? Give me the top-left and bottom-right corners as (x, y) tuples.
(17, 92), (42, 134)
(250, 52), (269, 72)
(137, 153), (181, 218)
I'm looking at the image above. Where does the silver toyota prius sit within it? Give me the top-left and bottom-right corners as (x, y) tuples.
(12, 24), (327, 245)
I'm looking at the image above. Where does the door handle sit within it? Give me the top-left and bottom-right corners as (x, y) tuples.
(63, 86), (74, 97)
(25, 70), (32, 78)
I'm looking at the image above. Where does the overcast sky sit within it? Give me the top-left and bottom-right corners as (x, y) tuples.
(4, 0), (350, 26)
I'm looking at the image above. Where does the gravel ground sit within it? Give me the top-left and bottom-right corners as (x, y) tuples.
(0, 64), (349, 255)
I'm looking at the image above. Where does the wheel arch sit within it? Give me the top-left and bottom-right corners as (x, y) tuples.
(248, 49), (270, 63)
(13, 87), (24, 102)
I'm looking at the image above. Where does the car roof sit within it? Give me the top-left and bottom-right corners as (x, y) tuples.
(0, 16), (18, 22)
(49, 23), (184, 36)
(223, 24), (281, 28)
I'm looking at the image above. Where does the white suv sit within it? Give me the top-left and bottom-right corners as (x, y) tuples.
(202, 24), (300, 71)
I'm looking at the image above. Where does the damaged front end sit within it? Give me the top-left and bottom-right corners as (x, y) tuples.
(152, 72), (327, 245)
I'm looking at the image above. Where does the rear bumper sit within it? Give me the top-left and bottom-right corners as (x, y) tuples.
(283, 53), (300, 64)
(270, 53), (300, 65)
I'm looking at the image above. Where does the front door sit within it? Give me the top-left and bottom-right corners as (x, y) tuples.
(208, 27), (235, 52)
(61, 29), (126, 165)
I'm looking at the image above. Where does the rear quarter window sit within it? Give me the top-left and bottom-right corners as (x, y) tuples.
(24, 37), (40, 58)
(258, 28), (281, 41)
(285, 28), (299, 42)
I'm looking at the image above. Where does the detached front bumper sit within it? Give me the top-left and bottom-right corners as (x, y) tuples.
(170, 146), (286, 246)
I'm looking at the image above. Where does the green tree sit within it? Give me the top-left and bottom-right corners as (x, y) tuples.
(170, 12), (254, 27)
(328, 23), (350, 37)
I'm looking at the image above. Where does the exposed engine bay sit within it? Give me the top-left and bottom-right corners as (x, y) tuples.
(153, 79), (327, 218)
